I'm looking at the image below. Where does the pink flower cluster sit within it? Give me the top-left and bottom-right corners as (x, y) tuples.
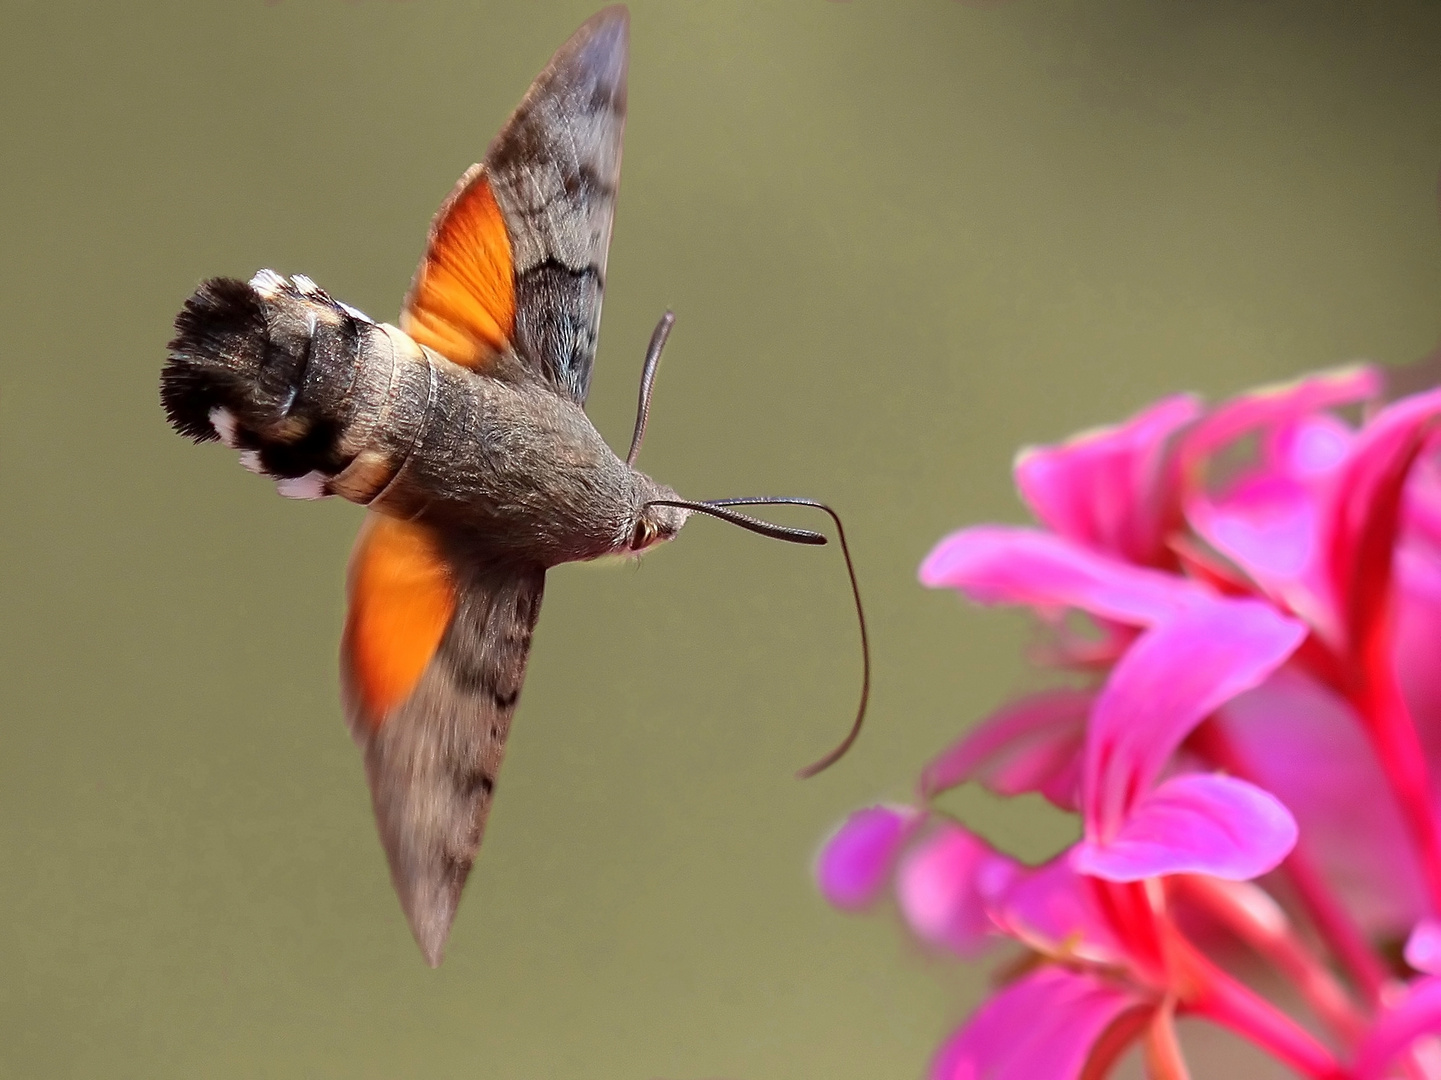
(818, 368), (1441, 1079)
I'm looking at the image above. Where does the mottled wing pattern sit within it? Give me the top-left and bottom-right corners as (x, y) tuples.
(484, 5), (629, 405)
(343, 515), (546, 966)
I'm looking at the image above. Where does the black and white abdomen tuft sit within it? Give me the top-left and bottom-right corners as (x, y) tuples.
(161, 270), (433, 505)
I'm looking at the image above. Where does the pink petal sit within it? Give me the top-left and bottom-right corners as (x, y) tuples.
(1084, 600), (1305, 838)
(1015, 394), (1201, 567)
(1194, 474), (1317, 580)
(1169, 370), (1379, 646)
(990, 856), (1127, 965)
(897, 824), (1017, 956)
(1219, 670), (1425, 933)
(920, 526), (1205, 625)
(1396, 554), (1441, 777)
(1406, 920), (1441, 976)
(1270, 414), (1355, 479)
(1179, 365), (1382, 468)
(1071, 773), (1297, 882)
(1354, 976), (1441, 1080)
(1326, 386), (1441, 654)
(815, 805), (918, 911)
(920, 688), (1093, 810)
(1403, 454), (1441, 551)
(930, 966), (1146, 1080)
(1186, 472), (1340, 645)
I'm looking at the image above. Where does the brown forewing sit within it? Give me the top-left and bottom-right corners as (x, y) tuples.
(484, 5), (629, 405)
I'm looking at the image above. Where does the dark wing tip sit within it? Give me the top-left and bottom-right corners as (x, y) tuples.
(412, 906), (456, 970)
(550, 5), (630, 101)
(580, 5), (630, 36)
(392, 856), (467, 968)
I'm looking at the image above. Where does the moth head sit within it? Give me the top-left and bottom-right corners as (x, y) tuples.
(627, 484), (689, 554)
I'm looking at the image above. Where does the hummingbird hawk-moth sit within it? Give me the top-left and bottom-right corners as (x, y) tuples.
(161, 5), (867, 967)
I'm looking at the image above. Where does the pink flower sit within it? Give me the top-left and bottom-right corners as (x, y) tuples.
(820, 371), (1441, 1077)
(1353, 978), (1441, 1080)
(927, 967), (1147, 1080)
(1015, 393), (1201, 569)
(1070, 600), (1302, 883)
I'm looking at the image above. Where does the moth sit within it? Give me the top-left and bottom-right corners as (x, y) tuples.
(161, 5), (865, 966)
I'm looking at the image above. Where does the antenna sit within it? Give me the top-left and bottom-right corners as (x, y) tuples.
(645, 496), (870, 779)
(627, 311), (675, 467)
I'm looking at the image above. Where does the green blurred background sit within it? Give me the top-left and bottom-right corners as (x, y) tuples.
(2, 1), (1439, 1076)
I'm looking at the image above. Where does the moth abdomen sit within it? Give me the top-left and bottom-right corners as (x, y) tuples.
(162, 270), (429, 503)
(161, 276), (271, 441)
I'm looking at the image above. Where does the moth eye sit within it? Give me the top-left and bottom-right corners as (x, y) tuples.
(630, 521), (654, 550)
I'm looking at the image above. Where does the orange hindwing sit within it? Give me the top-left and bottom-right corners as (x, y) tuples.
(399, 167), (516, 369)
(343, 513), (457, 727)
